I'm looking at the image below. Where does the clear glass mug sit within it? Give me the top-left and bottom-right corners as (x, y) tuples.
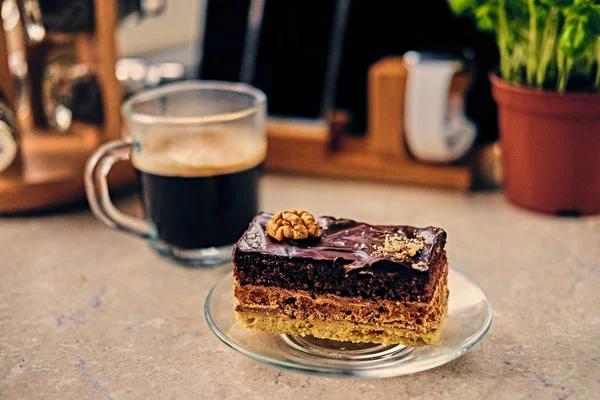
(85, 81), (267, 266)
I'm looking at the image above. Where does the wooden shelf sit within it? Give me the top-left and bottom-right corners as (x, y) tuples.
(0, 125), (135, 213)
(266, 121), (471, 190)
(264, 57), (473, 190)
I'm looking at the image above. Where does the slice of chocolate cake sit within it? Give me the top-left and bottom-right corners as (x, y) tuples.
(232, 210), (449, 346)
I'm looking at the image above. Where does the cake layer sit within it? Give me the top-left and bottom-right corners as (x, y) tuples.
(235, 305), (447, 346)
(233, 213), (447, 303)
(234, 255), (448, 334)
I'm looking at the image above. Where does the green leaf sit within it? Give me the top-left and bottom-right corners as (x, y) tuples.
(476, 15), (496, 31)
(525, 0), (538, 85)
(537, 6), (560, 87)
(595, 38), (600, 89)
(540, 0), (574, 7)
(474, 5), (498, 31)
(448, 0), (480, 15)
(588, 7), (600, 35)
(497, 0), (512, 80)
(559, 19), (595, 59)
(505, 0), (528, 20)
(535, 3), (551, 26)
(564, 2), (600, 23)
(448, 0), (599, 90)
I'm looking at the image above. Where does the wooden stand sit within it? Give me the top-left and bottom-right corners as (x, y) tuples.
(0, 0), (135, 214)
(265, 57), (472, 190)
(0, 125), (134, 212)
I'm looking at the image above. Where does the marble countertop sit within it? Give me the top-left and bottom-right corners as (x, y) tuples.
(1, 174), (599, 399)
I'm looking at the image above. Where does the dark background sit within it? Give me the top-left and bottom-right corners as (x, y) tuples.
(199, 0), (499, 143)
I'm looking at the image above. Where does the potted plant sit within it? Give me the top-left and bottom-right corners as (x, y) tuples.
(449, 0), (600, 215)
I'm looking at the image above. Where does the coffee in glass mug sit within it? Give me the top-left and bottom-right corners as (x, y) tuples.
(85, 81), (266, 266)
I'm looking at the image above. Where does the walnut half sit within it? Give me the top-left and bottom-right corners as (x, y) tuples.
(266, 210), (322, 241)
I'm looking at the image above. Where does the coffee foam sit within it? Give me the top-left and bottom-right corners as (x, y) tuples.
(131, 130), (266, 177)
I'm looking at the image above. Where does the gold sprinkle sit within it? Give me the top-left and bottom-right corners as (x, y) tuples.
(371, 234), (424, 259)
(252, 243), (259, 248)
(361, 231), (365, 236)
(360, 243), (366, 249)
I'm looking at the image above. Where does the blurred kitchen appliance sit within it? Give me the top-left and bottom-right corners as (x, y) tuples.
(0, 0), (164, 213)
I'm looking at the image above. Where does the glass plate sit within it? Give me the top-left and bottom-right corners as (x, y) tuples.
(205, 268), (492, 378)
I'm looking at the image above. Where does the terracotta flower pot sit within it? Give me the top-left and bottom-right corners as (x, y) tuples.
(490, 75), (600, 215)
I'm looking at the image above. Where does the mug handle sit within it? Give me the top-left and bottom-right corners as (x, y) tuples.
(84, 139), (155, 239)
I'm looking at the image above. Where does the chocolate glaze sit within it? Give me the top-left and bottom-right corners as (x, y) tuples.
(234, 212), (446, 273)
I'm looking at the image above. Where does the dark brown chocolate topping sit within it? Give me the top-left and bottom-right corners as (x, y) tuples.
(235, 212), (446, 273)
